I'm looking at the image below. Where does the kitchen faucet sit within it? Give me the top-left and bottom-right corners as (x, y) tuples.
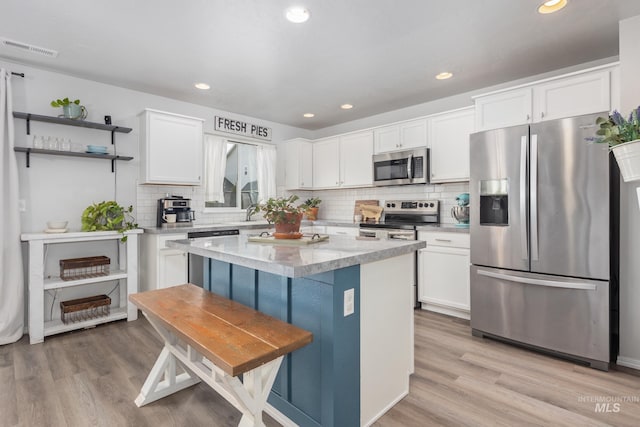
(246, 204), (258, 221)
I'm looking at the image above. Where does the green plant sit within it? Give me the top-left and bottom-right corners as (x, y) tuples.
(302, 197), (321, 208)
(50, 97), (81, 108)
(590, 107), (640, 147)
(254, 195), (306, 224)
(81, 201), (138, 242)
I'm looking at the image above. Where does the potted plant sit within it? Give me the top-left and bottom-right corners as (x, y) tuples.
(51, 97), (87, 120)
(303, 197), (322, 221)
(81, 201), (138, 242)
(254, 195), (306, 239)
(590, 106), (640, 182)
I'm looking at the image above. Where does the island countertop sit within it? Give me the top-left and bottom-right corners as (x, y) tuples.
(167, 233), (425, 278)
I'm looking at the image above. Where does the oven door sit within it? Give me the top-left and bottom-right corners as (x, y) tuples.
(373, 148), (429, 186)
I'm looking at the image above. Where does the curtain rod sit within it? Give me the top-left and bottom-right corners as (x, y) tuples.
(11, 72), (24, 77)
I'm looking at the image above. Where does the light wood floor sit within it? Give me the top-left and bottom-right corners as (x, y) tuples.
(1, 310), (639, 427)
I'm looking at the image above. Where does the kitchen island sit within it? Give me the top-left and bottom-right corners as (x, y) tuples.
(167, 233), (425, 427)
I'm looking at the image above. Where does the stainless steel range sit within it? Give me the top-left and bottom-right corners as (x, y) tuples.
(359, 199), (440, 307)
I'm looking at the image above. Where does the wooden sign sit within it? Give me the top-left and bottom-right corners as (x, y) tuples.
(214, 116), (272, 141)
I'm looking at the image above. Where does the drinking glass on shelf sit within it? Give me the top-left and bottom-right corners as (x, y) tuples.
(60, 138), (71, 151)
(32, 135), (44, 149)
(45, 136), (55, 150)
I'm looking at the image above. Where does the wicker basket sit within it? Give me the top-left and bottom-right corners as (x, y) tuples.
(59, 256), (110, 281)
(60, 295), (111, 324)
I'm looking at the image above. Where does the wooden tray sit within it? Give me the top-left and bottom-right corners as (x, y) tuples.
(248, 234), (329, 245)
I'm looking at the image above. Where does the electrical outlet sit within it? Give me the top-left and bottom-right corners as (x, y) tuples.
(344, 288), (355, 316)
(18, 199), (26, 212)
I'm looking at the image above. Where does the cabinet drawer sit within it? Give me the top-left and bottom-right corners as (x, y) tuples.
(418, 231), (469, 248)
(158, 233), (188, 249)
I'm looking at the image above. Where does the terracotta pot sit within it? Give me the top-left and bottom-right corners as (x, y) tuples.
(305, 207), (319, 221)
(274, 212), (303, 238)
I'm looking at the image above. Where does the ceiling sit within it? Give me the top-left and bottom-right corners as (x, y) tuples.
(2, 1), (640, 131)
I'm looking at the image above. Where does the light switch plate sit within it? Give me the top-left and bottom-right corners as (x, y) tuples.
(344, 288), (355, 316)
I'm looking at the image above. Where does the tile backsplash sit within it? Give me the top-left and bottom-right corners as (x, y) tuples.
(136, 182), (469, 227)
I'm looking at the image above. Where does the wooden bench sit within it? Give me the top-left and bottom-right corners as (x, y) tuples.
(129, 284), (313, 427)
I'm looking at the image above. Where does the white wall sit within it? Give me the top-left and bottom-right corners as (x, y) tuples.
(617, 15), (640, 369)
(2, 58), (310, 232)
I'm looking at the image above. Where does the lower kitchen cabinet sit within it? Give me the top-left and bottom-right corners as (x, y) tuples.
(418, 231), (470, 319)
(140, 233), (188, 291)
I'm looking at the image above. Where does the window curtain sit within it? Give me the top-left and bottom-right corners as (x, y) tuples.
(257, 144), (277, 202)
(204, 134), (227, 203)
(0, 69), (24, 345)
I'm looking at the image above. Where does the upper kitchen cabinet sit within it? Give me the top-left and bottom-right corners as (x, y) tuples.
(139, 109), (204, 185)
(312, 137), (341, 188)
(285, 138), (313, 190)
(339, 130), (373, 187)
(474, 66), (615, 131)
(373, 118), (427, 153)
(474, 87), (532, 131)
(532, 70), (610, 122)
(428, 107), (475, 183)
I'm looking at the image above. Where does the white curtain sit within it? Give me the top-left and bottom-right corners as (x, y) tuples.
(0, 69), (24, 345)
(204, 134), (227, 203)
(257, 144), (277, 202)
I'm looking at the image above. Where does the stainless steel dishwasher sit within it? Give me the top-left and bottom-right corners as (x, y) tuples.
(187, 229), (239, 287)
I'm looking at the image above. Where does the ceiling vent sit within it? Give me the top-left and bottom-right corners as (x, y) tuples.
(0, 37), (58, 58)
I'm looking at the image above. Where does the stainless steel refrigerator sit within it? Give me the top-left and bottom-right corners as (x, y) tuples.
(469, 112), (618, 371)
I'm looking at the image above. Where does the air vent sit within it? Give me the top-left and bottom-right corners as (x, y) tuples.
(0, 37), (58, 58)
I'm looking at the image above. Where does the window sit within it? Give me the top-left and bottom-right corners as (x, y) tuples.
(204, 135), (276, 209)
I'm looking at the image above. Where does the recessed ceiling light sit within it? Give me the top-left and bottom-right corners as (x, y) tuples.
(435, 72), (453, 80)
(194, 82), (210, 90)
(303, 113), (315, 118)
(341, 104), (354, 110)
(286, 7), (310, 23)
(538, 0), (567, 14)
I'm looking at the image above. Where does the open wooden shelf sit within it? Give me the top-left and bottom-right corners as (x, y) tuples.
(43, 270), (128, 291)
(13, 112), (132, 134)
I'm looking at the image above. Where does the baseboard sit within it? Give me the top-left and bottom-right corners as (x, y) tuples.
(265, 403), (297, 427)
(616, 356), (640, 371)
(420, 303), (470, 320)
(362, 390), (409, 427)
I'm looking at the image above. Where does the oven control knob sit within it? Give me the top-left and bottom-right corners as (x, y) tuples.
(391, 203), (396, 208)
(429, 202), (434, 207)
(386, 203), (391, 208)
(419, 203), (424, 207)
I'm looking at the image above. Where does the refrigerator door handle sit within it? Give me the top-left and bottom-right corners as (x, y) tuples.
(520, 136), (528, 261)
(530, 134), (539, 261)
(477, 269), (597, 291)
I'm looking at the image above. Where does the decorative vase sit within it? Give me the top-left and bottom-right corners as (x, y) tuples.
(305, 207), (319, 221)
(62, 104), (87, 120)
(611, 139), (640, 182)
(274, 213), (303, 239)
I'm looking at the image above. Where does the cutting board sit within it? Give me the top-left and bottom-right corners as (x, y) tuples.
(247, 234), (329, 245)
(354, 200), (381, 223)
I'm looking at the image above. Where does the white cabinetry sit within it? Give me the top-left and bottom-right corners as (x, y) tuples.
(474, 68), (612, 131)
(21, 230), (142, 344)
(140, 233), (188, 292)
(139, 109), (204, 185)
(285, 138), (313, 190)
(418, 231), (470, 319)
(324, 225), (359, 236)
(312, 132), (373, 189)
(428, 107), (475, 183)
(373, 118), (427, 153)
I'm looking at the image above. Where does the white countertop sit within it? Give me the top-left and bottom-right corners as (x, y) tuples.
(167, 233), (425, 278)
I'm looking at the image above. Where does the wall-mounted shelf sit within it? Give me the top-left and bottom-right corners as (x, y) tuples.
(14, 147), (133, 172)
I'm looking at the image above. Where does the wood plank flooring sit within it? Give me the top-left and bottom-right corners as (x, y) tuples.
(1, 309), (639, 427)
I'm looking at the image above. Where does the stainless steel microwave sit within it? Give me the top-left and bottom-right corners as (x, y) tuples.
(372, 148), (429, 186)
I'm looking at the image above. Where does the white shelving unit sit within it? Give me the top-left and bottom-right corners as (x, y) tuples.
(21, 229), (143, 344)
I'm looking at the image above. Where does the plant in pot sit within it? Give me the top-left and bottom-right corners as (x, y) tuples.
(81, 201), (138, 242)
(255, 195), (306, 239)
(590, 106), (640, 182)
(303, 197), (322, 221)
(50, 97), (87, 120)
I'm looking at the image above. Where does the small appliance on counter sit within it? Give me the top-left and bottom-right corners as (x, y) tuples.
(157, 195), (195, 227)
(451, 193), (470, 228)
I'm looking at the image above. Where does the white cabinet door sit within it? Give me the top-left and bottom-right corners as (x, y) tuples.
(158, 249), (187, 288)
(139, 109), (204, 185)
(428, 107), (475, 183)
(312, 137), (340, 188)
(340, 131), (373, 187)
(533, 70), (610, 122)
(324, 226), (359, 236)
(474, 88), (532, 131)
(374, 119), (427, 153)
(285, 138), (313, 190)
(417, 232), (470, 319)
